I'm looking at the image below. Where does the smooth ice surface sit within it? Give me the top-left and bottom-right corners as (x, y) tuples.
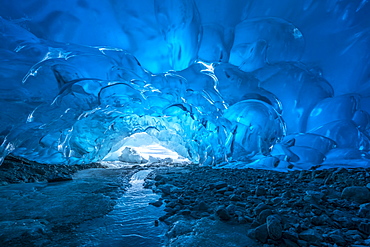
(0, 0), (370, 170)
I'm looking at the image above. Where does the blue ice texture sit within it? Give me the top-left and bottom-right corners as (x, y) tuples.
(0, 0), (369, 171)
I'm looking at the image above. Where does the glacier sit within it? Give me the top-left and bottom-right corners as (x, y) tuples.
(0, 0), (369, 170)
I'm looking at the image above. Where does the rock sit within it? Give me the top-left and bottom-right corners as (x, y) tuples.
(258, 209), (273, 224)
(359, 222), (370, 235)
(215, 206), (231, 221)
(213, 181), (227, 190)
(181, 209), (191, 216)
(341, 186), (370, 204)
(244, 215), (254, 223)
(299, 229), (323, 244)
(266, 215), (282, 240)
(282, 191), (292, 198)
(229, 194), (241, 201)
(159, 214), (170, 222)
(332, 209), (347, 220)
(271, 197), (284, 204)
(359, 203), (370, 218)
(255, 186), (267, 196)
(366, 183), (370, 190)
(144, 166), (370, 247)
(143, 180), (155, 188)
(226, 204), (236, 216)
(149, 200), (163, 207)
(197, 201), (208, 212)
(254, 203), (271, 216)
(178, 198), (191, 205)
(365, 238), (370, 245)
(158, 184), (173, 195)
(47, 174), (72, 182)
(154, 174), (164, 181)
(224, 191), (233, 196)
(328, 234), (347, 246)
(283, 238), (299, 247)
(251, 219), (261, 228)
(297, 240), (308, 246)
(166, 201), (177, 208)
(216, 187), (228, 194)
(238, 216), (248, 224)
(248, 223), (268, 244)
(305, 190), (325, 200)
(166, 220), (193, 238)
(311, 214), (330, 226)
(283, 231), (299, 242)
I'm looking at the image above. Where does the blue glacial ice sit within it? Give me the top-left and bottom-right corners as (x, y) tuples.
(0, 0), (370, 170)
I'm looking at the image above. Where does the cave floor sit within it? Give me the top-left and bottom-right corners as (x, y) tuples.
(1, 160), (370, 246)
(145, 165), (370, 247)
(0, 165), (167, 246)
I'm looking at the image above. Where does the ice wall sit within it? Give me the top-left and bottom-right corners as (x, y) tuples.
(0, 0), (369, 170)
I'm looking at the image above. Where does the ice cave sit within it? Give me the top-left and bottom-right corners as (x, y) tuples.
(1, 0), (370, 246)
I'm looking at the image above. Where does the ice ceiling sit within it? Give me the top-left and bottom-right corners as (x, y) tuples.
(0, 0), (370, 170)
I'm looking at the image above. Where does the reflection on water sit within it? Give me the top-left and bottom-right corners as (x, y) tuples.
(0, 168), (167, 247)
(75, 170), (167, 247)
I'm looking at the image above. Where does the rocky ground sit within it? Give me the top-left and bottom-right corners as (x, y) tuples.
(0, 155), (107, 184)
(145, 165), (370, 247)
(2, 156), (370, 246)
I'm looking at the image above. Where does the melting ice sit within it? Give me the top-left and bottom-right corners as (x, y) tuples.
(0, 0), (369, 170)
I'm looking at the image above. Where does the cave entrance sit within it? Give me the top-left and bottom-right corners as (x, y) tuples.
(102, 132), (190, 165)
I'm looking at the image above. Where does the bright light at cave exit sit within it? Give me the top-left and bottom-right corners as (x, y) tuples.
(102, 132), (190, 164)
(135, 144), (186, 161)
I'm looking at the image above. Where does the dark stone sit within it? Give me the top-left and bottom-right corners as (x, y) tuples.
(158, 184), (173, 195)
(299, 229), (323, 244)
(215, 206), (231, 221)
(226, 204), (236, 216)
(254, 223), (269, 243)
(283, 231), (299, 242)
(305, 190), (325, 201)
(342, 186), (370, 204)
(283, 238), (299, 247)
(149, 200), (163, 207)
(267, 215), (282, 240)
(311, 214), (330, 226)
(254, 203), (271, 216)
(297, 240), (308, 246)
(255, 186), (267, 196)
(238, 216), (247, 224)
(229, 194), (241, 201)
(47, 174), (72, 182)
(328, 234), (347, 246)
(311, 216), (323, 226)
(214, 181), (227, 189)
(197, 201), (208, 212)
(258, 209), (273, 224)
(159, 215), (170, 222)
(271, 197), (283, 204)
(216, 187), (228, 194)
(358, 203), (370, 218)
(358, 222), (370, 235)
(181, 209), (191, 216)
(166, 201), (177, 208)
(153, 174), (164, 181)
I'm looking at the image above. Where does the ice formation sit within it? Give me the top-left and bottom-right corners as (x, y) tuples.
(0, 0), (369, 170)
